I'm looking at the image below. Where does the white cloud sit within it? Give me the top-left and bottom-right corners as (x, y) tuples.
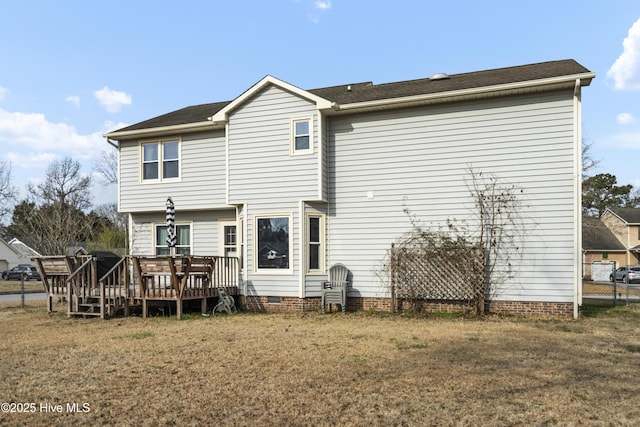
(616, 112), (636, 124)
(0, 86), (7, 101)
(0, 108), (102, 165)
(65, 95), (80, 108)
(607, 18), (640, 90)
(315, 0), (332, 9)
(94, 86), (132, 113)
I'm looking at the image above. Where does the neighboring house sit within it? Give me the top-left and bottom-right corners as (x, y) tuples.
(105, 59), (594, 318)
(0, 238), (40, 272)
(7, 238), (41, 260)
(600, 207), (640, 266)
(582, 216), (626, 280)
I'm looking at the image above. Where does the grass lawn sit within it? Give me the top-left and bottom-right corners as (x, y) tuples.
(1, 299), (640, 426)
(0, 280), (44, 294)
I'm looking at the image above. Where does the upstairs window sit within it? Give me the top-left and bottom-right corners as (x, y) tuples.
(142, 144), (159, 180)
(291, 117), (312, 155)
(141, 140), (180, 181)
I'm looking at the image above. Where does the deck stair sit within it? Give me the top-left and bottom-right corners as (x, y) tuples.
(33, 253), (130, 319)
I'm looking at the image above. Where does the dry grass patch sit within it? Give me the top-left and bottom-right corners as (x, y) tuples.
(0, 280), (44, 294)
(1, 300), (640, 426)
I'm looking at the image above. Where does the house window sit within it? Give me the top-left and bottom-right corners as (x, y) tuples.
(162, 141), (179, 179)
(155, 224), (191, 256)
(142, 143), (159, 180)
(307, 214), (324, 273)
(255, 215), (291, 272)
(141, 140), (180, 181)
(223, 225), (237, 258)
(291, 117), (312, 154)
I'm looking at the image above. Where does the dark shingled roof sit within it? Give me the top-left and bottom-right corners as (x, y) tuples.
(607, 208), (640, 224)
(583, 216), (626, 251)
(116, 101), (231, 133)
(308, 59), (591, 105)
(112, 59), (592, 134)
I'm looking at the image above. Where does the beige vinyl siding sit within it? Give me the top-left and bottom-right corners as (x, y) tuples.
(327, 91), (578, 302)
(118, 129), (227, 212)
(227, 85), (319, 206)
(130, 210), (235, 256)
(227, 85), (320, 297)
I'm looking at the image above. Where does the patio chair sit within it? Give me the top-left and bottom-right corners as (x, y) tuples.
(321, 263), (349, 314)
(212, 288), (237, 314)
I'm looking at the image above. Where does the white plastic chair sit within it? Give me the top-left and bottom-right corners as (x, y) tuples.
(321, 264), (349, 313)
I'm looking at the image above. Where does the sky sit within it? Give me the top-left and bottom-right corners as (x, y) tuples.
(1, 0), (640, 216)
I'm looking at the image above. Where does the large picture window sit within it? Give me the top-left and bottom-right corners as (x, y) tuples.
(255, 215), (291, 272)
(155, 224), (191, 256)
(141, 140), (180, 181)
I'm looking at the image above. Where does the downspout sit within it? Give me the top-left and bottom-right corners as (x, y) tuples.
(106, 138), (118, 149)
(573, 79), (582, 319)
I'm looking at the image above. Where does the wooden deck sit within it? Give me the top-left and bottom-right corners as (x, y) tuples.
(32, 254), (239, 319)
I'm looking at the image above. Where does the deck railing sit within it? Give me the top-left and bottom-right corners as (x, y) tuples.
(98, 257), (131, 318)
(33, 254), (239, 319)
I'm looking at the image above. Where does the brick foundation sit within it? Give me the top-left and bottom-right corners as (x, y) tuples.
(240, 296), (574, 317)
(487, 300), (574, 317)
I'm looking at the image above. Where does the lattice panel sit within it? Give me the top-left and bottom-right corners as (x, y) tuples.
(391, 245), (484, 302)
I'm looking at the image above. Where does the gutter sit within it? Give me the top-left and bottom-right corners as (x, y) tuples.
(331, 72), (596, 113)
(103, 120), (224, 140)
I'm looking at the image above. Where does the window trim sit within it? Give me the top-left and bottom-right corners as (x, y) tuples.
(305, 213), (325, 274)
(153, 221), (192, 256)
(140, 139), (181, 183)
(290, 117), (313, 155)
(253, 213), (293, 274)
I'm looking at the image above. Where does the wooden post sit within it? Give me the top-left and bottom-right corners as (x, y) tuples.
(390, 243), (396, 313)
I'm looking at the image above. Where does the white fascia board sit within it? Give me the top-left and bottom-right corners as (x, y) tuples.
(334, 72), (597, 113)
(209, 75), (334, 124)
(103, 121), (223, 140)
(601, 207), (626, 223)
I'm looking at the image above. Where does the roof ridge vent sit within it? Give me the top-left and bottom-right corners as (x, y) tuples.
(429, 72), (450, 80)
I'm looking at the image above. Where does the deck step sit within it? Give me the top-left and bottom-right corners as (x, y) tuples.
(69, 311), (101, 317)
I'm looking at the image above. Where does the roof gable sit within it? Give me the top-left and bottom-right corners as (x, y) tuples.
(582, 216), (626, 251)
(209, 75), (334, 124)
(604, 207), (640, 224)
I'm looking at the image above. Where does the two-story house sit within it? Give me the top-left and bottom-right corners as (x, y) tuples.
(105, 59), (594, 318)
(600, 207), (640, 266)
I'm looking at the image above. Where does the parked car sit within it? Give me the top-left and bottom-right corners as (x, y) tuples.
(29, 266), (41, 281)
(610, 266), (640, 284)
(1, 265), (39, 281)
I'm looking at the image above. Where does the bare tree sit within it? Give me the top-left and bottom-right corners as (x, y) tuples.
(93, 149), (118, 186)
(29, 157), (92, 210)
(582, 138), (600, 177)
(16, 157), (96, 254)
(465, 167), (526, 312)
(0, 160), (18, 221)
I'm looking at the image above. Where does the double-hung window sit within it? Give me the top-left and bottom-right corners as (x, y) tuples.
(291, 117), (312, 154)
(307, 214), (324, 273)
(155, 223), (191, 255)
(142, 140), (180, 181)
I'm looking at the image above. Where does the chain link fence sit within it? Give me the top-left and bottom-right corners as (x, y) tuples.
(582, 261), (640, 306)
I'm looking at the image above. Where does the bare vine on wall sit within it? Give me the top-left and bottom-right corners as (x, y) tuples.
(383, 167), (527, 315)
